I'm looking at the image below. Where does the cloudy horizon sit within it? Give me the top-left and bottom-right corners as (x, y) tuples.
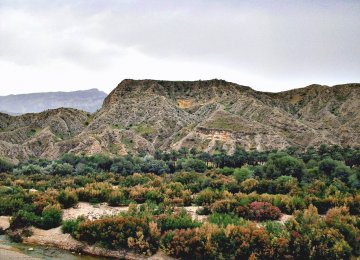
(0, 0), (359, 96)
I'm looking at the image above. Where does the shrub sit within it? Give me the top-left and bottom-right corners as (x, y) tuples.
(161, 223), (274, 259)
(62, 218), (83, 237)
(7, 229), (24, 242)
(247, 202), (281, 221)
(122, 173), (151, 187)
(311, 197), (337, 214)
(208, 213), (248, 227)
(161, 228), (204, 259)
(108, 190), (128, 206)
(77, 182), (113, 202)
(76, 216), (158, 254)
(196, 206), (211, 215)
(325, 207), (360, 256)
(195, 188), (223, 206)
(73, 175), (94, 187)
(210, 199), (238, 214)
(46, 162), (73, 175)
(0, 196), (25, 215)
(75, 163), (95, 175)
(172, 172), (200, 185)
(58, 190), (78, 209)
(40, 204), (62, 229)
(239, 178), (258, 193)
(348, 194), (360, 215)
(10, 210), (40, 229)
(157, 210), (201, 232)
(221, 223), (271, 259)
(14, 164), (43, 175)
(145, 189), (164, 204)
(59, 153), (81, 166)
(128, 185), (154, 203)
(287, 205), (352, 260)
(217, 167), (234, 176)
(0, 158), (13, 173)
(274, 175), (299, 194)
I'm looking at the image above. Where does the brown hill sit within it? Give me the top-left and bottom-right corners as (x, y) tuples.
(0, 79), (359, 161)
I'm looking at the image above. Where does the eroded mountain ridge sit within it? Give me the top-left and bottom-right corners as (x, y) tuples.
(1, 79), (359, 161)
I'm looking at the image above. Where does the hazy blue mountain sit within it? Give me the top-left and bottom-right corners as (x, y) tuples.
(0, 89), (107, 114)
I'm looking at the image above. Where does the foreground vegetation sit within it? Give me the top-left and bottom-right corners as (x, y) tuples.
(0, 145), (359, 259)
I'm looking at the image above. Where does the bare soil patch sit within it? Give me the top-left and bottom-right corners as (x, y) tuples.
(63, 202), (128, 221)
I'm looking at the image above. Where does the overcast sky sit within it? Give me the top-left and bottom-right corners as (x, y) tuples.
(0, 0), (359, 95)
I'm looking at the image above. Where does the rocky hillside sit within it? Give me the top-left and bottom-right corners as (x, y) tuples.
(0, 89), (107, 114)
(0, 79), (359, 161)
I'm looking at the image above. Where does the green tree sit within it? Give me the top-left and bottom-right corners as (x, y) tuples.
(140, 158), (169, 175)
(46, 162), (73, 175)
(110, 158), (140, 176)
(319, 158), (338, 176)
(234, 167), (253, 183)
(265, 153), (305, 180)
(176, 158), (207, 173)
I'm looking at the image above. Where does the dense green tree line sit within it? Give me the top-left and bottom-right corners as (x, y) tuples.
(1, 145), (358, 189)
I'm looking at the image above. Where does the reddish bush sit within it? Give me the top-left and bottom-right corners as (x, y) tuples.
(235, 205), (250, 218)
(161, 228), (204, 259)
(248, 202), (281, 221)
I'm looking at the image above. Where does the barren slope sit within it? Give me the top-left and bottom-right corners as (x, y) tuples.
(0, 79), (359, 161)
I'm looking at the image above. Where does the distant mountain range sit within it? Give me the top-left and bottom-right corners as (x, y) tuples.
(0, 89), (107, 114)
(0, 79), (359, 161)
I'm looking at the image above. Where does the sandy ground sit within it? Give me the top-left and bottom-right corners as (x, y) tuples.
(278, 214), (292, 224)
(183, 206), (208, 222)
(0, 216), (10, 230)
(63, 202), (129, 221)
(24, 227), (83, 251)
(0, 244), (39, 259)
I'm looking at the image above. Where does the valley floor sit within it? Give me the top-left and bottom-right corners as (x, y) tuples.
(0, 202), (295, 260)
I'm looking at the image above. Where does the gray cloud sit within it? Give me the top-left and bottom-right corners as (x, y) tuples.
(0, 0), (359, 95)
